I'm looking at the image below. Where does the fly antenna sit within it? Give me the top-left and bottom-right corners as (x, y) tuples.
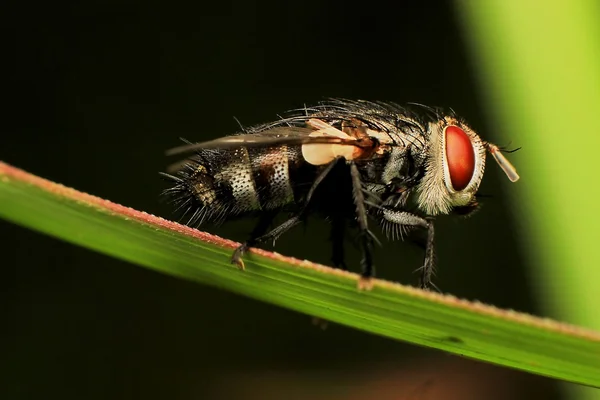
(498, 146), (521, 153)
(485, 142), (520, 182)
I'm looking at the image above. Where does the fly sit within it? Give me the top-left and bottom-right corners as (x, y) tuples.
(161, 99), (519, 290)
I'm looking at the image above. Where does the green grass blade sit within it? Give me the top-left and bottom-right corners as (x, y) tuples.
(1, 161), (599, 387)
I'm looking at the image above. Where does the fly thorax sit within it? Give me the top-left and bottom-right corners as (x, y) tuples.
(381, 147), (410, 184)
(415, 118), (486, 216)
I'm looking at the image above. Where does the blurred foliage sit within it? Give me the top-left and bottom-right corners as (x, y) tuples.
(457, 1), (600, 399)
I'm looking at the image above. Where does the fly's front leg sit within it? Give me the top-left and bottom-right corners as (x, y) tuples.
(421, 221), (436, 290)
(381, 209), (436, 290)
(247, 158), (342, 251)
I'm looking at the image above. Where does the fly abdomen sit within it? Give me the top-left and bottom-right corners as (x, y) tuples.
(247, 145), (295, 209)
(217, 146), (261, 212)
(164, 144), (312, 226)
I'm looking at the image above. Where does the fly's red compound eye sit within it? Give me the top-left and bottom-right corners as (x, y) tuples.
(445, 125), (475, 191)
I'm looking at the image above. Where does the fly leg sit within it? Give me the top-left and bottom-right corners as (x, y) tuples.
(254, 214), (303, 246)
(231, 210), (279, 269)
(330, 216), (348, 271)
(349, 162), (377, 290)
(307, 215), (348, 331)
(381, 209), (437, 290)
(422, 221), (436, 291)
(244, 158), (342, 253)
(252, 212), (330, 334)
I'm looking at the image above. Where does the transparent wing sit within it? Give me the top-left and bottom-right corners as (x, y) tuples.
(165, 126), (367, 156)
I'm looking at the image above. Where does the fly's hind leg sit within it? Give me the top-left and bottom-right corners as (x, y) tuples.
(231, 210), (279, 270)
(239, 157), (342, 261)
(234, 157), (342, 272)
(254, 214), (303, 246)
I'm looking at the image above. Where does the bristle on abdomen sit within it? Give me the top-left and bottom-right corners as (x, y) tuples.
(162, 146), (299, 226)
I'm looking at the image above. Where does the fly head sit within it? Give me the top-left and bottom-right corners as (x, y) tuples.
(416, 116), (519, 216)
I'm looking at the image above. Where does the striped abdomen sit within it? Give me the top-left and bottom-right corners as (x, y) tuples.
(170, 145), (315, 225)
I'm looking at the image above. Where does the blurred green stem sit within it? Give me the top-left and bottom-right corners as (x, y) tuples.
(456, 1), (600, 398)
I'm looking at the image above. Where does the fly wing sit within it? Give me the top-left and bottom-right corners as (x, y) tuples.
(165, 119), (377, 173)
(166, 126), (361, 156)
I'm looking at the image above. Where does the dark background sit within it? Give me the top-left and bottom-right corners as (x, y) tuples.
(1, 1), (560, 399)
